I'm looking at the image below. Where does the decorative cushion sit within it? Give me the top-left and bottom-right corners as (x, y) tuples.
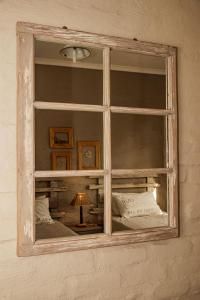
(35, 195), (55, 224)
(112, 191), (163, 218)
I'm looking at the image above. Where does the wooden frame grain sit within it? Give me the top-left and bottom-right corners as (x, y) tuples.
(17, 21), (178, 256)
(17, 30), (35, 254)
(77, 141), (100, 170)
(50, 127), (73, 149)
(51, 151), (72, 170)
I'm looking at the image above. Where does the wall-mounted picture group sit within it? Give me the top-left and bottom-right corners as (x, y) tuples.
(50, 127), (100, 170)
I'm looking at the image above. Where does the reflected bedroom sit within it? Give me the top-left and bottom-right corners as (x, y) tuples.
(34, 39), (168, 240)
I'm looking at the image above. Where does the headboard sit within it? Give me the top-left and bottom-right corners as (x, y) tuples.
(88, 176), (160, 207)
(35, 179), (68, 209)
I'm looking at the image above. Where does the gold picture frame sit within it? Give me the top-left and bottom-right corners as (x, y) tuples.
(50, 127), (73, 149)
(77, 141), (100, 170)
(52, 151), (72, 170)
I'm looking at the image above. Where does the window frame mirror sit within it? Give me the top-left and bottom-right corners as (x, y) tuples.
(17, 22), (178, 256)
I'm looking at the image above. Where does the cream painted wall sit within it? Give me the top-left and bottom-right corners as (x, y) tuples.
(1, 1), (200, 299)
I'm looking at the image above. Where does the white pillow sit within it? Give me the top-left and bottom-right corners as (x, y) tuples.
(112, 191), (163, 218)
(35, 196), (55, 224)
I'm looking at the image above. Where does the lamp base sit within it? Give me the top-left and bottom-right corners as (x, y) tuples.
(75, 223), (88, 228)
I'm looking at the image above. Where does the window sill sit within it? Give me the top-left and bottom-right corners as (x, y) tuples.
(18, 226), (178, 256)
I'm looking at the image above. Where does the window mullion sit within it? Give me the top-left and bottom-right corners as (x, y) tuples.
(110, 106), (174, 116)
(103, 47), (112, 235)
(112, 168), (173, 177)
(34, 170), (105, 178)
(34, 101), (106, 112)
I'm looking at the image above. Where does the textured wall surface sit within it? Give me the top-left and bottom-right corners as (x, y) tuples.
(0, 1), (200, 299)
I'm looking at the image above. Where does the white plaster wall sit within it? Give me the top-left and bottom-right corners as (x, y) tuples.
(0, 1), (200, 299)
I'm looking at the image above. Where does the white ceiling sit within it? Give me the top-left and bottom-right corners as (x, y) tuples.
(35, 40), (165, 74)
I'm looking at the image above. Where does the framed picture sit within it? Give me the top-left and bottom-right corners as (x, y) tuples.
(52, 151), (72, 170)
(50, 127), (73, 148)
(77, 141), (100, 170)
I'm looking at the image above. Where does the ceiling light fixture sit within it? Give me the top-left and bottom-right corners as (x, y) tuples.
(59, 46), (90, 63)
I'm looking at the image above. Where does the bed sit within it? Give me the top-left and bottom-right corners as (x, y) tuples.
(35, 195), (78, 240)
(35, 176), (168, 239)
(112, 213), (168, 232)
(88, 175), (168, 232)
(36, 220), (78, 239)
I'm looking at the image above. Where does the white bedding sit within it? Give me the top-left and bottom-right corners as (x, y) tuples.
(112, 212), (168, 231)
(36, 220), (78, 239)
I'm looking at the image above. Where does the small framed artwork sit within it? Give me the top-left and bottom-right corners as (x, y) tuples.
(77, 141), (100, 170)
(52, 151), (72, 170)
(50, 127), (73, 149)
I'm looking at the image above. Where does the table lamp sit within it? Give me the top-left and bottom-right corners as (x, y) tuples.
(71, 192), (90, 227)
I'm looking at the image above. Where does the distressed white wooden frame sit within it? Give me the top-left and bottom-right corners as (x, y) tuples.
(17, 22), (178, 256)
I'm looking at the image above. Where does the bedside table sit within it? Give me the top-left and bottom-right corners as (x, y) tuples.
(67, 225), (103, 235)
(89, 209), (103, 225)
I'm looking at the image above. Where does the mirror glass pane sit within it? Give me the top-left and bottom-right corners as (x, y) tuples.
(111, 113), (167, 169)
(35, 176), (104, 240)
(35, 110), (103, 170)
(35, 40), (103, 105)
(111, 174), (168, 233)
(111, 50), (166, 109)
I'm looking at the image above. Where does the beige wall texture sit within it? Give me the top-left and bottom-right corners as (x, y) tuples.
(0, 1), (200, 299)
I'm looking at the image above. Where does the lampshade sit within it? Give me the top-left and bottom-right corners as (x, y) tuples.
(71, 193), (90, 207)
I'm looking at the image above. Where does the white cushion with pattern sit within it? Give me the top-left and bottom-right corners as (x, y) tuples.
(112, 191), (163, 218)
